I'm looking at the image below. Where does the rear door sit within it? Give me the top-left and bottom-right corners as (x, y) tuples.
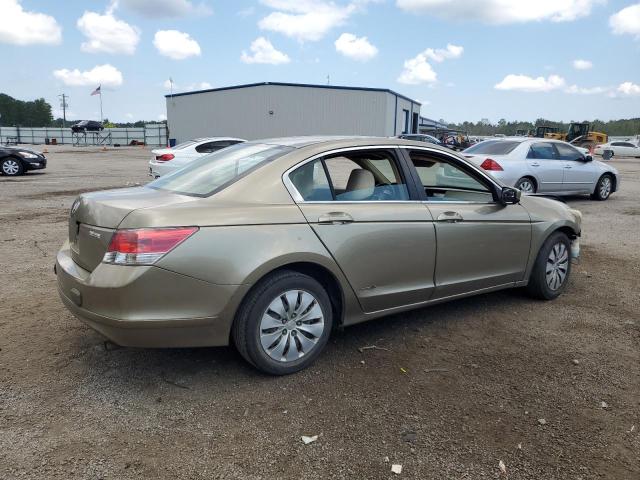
(402, 147), (531, 299)
(554, 142), (597, 193)
(287, 146), (437, 313)
(526, 142), (564, 192)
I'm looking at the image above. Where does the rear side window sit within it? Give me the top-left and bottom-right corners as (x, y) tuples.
(464, 140), (520, 155)
(149, 143), (293, 197)
(527, 143), (557, 159)
(288, 159), (332, 201)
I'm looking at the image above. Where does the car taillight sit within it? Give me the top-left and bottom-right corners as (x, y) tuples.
(103, 227), (198, 265)
(156, 153), (175, 161)
(480, 158), (503, 171)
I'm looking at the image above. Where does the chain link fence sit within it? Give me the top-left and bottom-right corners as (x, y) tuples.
(0, 124), (168, 147)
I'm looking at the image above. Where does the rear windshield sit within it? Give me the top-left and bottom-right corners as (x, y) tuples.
(148, 142), (293, 197)
(172, 141), (196, 150)
(464, 140), (521, 155)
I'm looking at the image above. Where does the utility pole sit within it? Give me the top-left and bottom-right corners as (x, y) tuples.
(58, 93), (69, 128)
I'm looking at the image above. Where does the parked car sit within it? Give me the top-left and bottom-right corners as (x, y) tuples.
(71, 120), (104, 133)
(593, 140), (640, 158)
(0, 146), (47, 176)
(56, 137), (582, 374)
(462, 138), (619, 200)
(149, 137), (246, 177)
(398, 133), (442, 145)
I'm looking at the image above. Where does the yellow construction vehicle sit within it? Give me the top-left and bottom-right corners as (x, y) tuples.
(545, 122), (608, 149)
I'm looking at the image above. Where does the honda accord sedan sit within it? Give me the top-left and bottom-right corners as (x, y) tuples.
(463, 138), (619, 200)
(56, 137), (582, 375)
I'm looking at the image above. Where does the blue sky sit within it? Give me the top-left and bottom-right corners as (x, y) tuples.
(1, 0), (639, 124)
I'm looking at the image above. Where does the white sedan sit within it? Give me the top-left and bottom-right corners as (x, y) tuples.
(149, 137), (245, 177)
(461, 137), (619, 200)
(593, 140), (640, 158)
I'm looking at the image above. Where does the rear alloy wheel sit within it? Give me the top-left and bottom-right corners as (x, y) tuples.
(515, 177), (536, 194)
(526, 231), (572, 300)
(1, 157), (24, 176)
(591, 174), (613, 201)
(232, 270), (333, 375)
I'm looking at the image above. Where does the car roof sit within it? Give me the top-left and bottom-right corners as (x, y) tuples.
(192, 137), (246, 143)
(246, 135), (452, 149)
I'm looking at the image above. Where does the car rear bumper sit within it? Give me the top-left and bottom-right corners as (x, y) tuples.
(55, 241), (247, 347)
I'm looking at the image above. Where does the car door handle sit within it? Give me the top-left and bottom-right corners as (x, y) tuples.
(530, 162), (540, 167)
(564, 165), (572, 169)
(437, 211), (463, 223)
(318, 212), (354, 225)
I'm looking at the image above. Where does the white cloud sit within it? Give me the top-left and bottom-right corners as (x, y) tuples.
(494, 74), (566, 92)
(158, 113), (167, 121)
(153, 30), (201, 59)
(258, 0), (362, 42)
(118, 0), (212, 18)
(241, 37), (291, 64)
(0, 0), (62, 45)
(565, 84), (608, 95)
(617, 82), (640, 96)
(163, 79), (212, 90)
(335, 33), (378, 61)
(610, 3), (640, 39)
(396, 0), (603, 24)
(53, 64), (124, 88)
(397, 44), (463, 84)
(77, 10), (140, 54)
(572, 59), (593, 70)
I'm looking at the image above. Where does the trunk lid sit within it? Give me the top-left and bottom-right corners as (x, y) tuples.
(69, 186), (194, 271)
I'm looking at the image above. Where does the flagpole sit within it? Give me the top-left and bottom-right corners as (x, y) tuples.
(99, 89), (103, 123)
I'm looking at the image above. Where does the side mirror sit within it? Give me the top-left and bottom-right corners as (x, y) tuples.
(501, 186), (521, 204)
(583, 155), (593, 162)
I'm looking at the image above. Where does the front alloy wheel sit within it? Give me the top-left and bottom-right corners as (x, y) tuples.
(526, 231), (572, 300)
(592, 175), (612, 201)
(545, 242), (569, 291)
(2, 157), (24, 176)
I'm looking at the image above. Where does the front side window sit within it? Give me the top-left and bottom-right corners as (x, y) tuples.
(409, 151), (493, 203)
(150, 142), (293, 197)
(527, 143), (557, 159)
(554, 143), (583, 161)
(288, 149), (410, 202)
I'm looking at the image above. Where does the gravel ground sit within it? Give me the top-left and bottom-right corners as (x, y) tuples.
(0, 145), (638, 479)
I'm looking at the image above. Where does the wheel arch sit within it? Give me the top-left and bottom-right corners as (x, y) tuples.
(1, 155), (25, 174)
(232, 257), (350, 339)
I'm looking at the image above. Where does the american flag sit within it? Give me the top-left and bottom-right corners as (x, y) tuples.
(90, 85), (101, 96)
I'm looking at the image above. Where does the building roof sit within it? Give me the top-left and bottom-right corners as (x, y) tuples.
(165, 81), (421, 105)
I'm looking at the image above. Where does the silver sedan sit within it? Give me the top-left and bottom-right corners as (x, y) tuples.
(462, 138), (620, 200)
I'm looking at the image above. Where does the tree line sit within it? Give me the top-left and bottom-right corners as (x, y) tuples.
(445, 118), (640, 137)
(0, 94), (53, 127)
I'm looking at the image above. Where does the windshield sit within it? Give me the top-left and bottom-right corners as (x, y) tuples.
(148, 142), (294, 197)
(464, 140), (521, 155)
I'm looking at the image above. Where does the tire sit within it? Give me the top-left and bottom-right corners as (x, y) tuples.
(591, 174), (613, 201)
(1, 157), (25, 176)
(515, 177), (537, 194)
(526, 232), (572, 300)
(232, 270), (333, 375)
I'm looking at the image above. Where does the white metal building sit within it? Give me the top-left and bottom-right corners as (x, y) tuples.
(165, 82), (421, 143)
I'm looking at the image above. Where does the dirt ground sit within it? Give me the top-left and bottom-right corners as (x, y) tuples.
(0, 145), (638, 479)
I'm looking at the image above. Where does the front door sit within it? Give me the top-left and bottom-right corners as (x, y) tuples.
(287, 147), (437, 313)
(526, 142), (564, 192)
(403, 148), (532, 299)
(554, 142), (597, 193)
